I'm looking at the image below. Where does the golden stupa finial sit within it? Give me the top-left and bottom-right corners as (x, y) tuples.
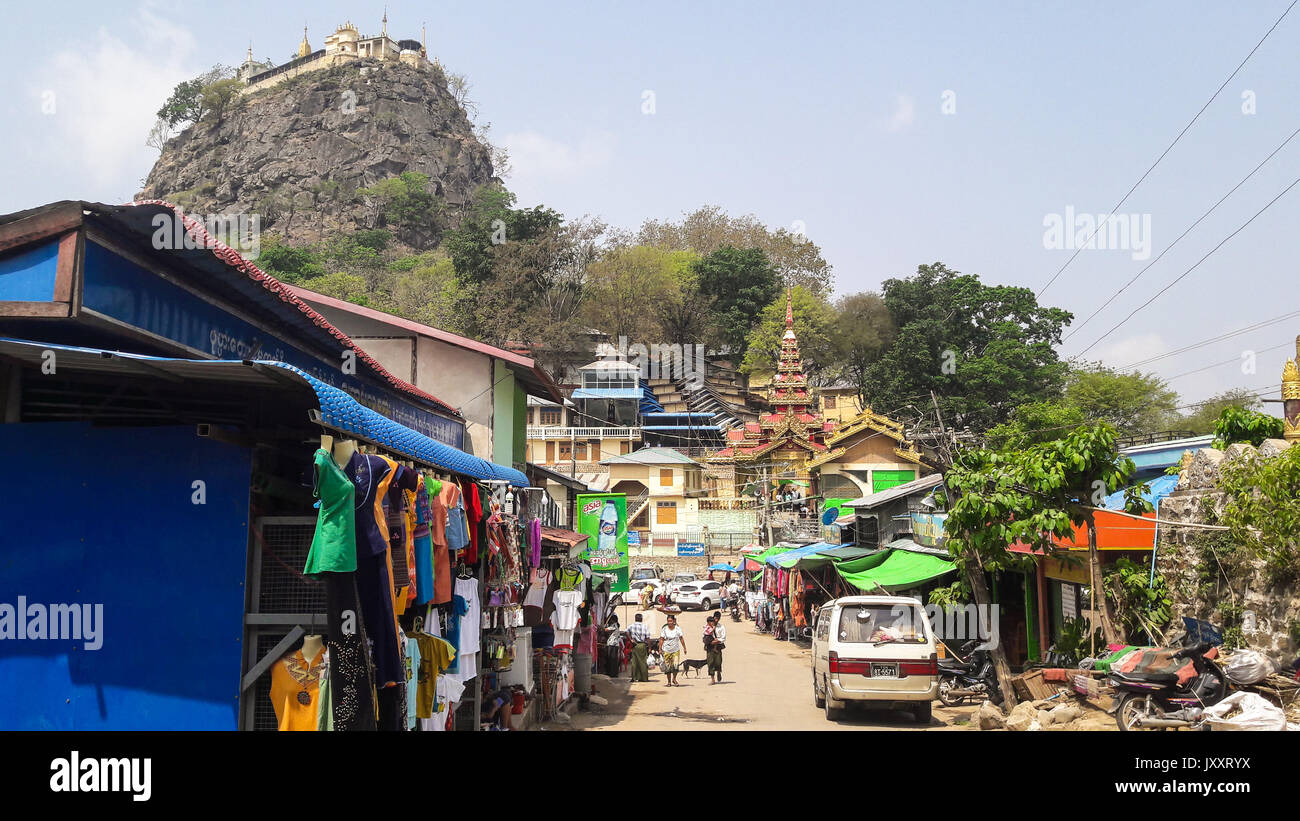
(297, 24), (311, 58)
(382, 7), (388, 37)
(1284, 335), (1300, 441)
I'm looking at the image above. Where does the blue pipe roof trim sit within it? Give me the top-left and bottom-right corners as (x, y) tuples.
(264, 362), (529, 486)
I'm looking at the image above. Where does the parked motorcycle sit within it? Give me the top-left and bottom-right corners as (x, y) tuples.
(729, 597), (742, 622)
(1109, 641), (1229, 731)
(937, 639), (1002, 706)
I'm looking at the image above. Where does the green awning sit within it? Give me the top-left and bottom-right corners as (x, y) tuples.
(835, 549), (955, 592)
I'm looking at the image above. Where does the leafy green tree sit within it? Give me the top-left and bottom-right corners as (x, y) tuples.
(741, 286), (838, 383)
(636, 205), (834, 296)
(943, 422), (1150, 707)
(359, 172), (443, 245)
(1218, 443), (1300, 583)
(200, 77), (243, 123)
(861, 263), (1071, 428)
(1065, 363), (1179, 437)
(444, 186), (562, 286)
(1181, 388), (1263, 435)
(1212, 405), (1285, 449)
(582, 245), (694, 343)
(254, 235), (324, 283)
(156, 65), (235, 128)
(692, 246), (779, 357)
(831, 291), (894, 406)
(985, 401), (1087, 450)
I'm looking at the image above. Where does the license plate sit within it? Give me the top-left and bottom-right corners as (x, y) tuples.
(870, 663), (898, 678)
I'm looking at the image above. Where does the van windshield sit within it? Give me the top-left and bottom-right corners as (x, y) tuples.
(837, 604), (927, 644)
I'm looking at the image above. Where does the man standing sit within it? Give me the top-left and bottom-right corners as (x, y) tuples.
(659, 614), (687, 686)
(627, 613), (650, 682)
(707, 611), (727, 683)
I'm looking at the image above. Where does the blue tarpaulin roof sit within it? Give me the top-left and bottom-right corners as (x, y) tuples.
(571, 388), (643, 400)
(767, 542), (841, 568)
(1101, 473), (1178, 510)
(708, 563), (741, 572)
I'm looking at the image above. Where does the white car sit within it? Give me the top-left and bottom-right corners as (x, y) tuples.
(673, 581), (723, 611)
(665, 573), (698, 601)
(811, 595), (939, 723)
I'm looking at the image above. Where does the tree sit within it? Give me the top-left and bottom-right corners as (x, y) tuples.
(636, 205), (834, 296)
(1180, 387), (1263, 434)
(943, 423), (1151, 708)
(1211, 405), (1285, 449)
(359, 172), (443, 246)
(156, 65), (234, 128)
(200, 77), (243, 123)
(582, 245), (694, 344)
(1218, 443), (1300, 584)
(444, 186), (562, 286)
(145, 118), (173, 154)
(446, 71), (478, 119)
(1065, 364), (1180, 437)
(692, 246), (780, 357)
(741, 286), (838, 383)
(832, 291), (894, 405)
(984, 401), (1086, 450)
(653, 262), (712, 346)
(862, 263), (1072, 429)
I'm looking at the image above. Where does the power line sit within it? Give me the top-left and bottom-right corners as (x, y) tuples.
(1063, 125), (1300, 343)
(1074, 173), (1300, 359)
(1037, 0), (1298, 297)
(1113, 309), (1300, 370)
(1163, 339), (1295, 382)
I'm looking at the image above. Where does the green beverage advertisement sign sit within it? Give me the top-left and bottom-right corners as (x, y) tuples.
(575, 492), (629, 592)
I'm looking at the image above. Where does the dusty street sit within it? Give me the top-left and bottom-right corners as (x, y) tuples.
(547, 604), (978, 731)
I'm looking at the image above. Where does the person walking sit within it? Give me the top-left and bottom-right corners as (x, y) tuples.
(627, 613), (650, 682)
(706, 611), (727, 683)
(659, 614), (687, 686)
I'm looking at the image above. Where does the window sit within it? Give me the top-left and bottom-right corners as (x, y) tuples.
(558, 443), (572, 459)
(657, 501), (677, 525)
(575, 443), (588, 461)
(824, 395), (837, 409)
(659, 468), (674, 487)
(836, 604), (927, 644)
(540, 408), (561, 426)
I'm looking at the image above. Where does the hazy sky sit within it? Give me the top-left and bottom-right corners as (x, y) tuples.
(3, 1), (1297, 410)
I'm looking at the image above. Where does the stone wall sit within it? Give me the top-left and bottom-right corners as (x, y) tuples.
(1156, 439), (1299, 656)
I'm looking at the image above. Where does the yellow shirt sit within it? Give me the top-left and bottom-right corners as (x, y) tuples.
(415, 636), (457, 719)
(270, 647), (325, 731)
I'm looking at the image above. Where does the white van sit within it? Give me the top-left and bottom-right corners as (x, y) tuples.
(811, 595), (939, 723)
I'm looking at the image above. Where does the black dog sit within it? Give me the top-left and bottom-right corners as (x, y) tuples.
(680, 659), (709, 677)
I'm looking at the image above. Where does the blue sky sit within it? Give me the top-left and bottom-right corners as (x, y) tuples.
(3, 1), (1298, 409)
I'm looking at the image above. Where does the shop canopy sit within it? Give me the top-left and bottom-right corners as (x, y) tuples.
(791, 544), (879, 569)
(765, 542), (826, 568)
(834, 549), (955, 593)
(0, 338), (530, 487)
(708, 563), (742, 572)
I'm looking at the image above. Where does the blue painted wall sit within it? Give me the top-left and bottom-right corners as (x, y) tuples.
(0, 239), (59, 301)
(0, 423), (250, 729)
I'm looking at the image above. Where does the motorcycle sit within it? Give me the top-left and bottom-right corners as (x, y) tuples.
(937, 639), (1002, 707)
(729, 595), (742, 622)
(1109, 641), (1229, 731)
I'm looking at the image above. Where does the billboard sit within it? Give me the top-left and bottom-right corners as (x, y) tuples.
(575, 493), (629, 592)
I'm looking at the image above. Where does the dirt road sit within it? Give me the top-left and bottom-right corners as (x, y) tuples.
(549, 604), (977, 731)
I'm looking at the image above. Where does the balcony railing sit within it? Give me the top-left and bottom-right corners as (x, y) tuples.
(527, 426), (642, 439)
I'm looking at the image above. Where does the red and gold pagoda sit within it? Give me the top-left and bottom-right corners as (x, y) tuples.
(709, 290), (833, 474)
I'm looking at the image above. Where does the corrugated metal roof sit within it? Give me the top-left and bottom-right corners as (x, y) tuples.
(600, 447), (700, 466)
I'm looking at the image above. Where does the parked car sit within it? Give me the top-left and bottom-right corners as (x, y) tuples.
(674, 581), (723, 611)
(628, 565), (667, 600)
(665, 573), (698, 601)
(811, 595), (939, 723)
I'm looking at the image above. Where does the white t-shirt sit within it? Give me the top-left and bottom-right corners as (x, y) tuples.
(660, 625), (685, 653)
(728, 583), (739, 596)
(713, 623), (727, 643)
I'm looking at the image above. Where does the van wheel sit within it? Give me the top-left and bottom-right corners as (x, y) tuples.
(814, 674), (825, 708)
(912, 701), (932, 724)
(825, 696), (844, 721)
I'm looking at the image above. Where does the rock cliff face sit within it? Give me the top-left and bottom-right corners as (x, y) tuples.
(137, 59), (494, 251)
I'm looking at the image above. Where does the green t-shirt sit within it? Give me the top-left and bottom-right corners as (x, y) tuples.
(303, 449), (358, 574)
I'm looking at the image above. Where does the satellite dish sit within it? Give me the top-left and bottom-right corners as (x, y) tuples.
(821, 507), (840, 525)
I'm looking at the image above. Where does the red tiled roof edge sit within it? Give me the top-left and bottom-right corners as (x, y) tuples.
(126, 200), (460, 418)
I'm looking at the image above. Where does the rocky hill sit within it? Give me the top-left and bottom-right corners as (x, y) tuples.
(137, 59), (495, 251)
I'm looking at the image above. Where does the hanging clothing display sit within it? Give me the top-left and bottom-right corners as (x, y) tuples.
(270, 646), (326, 731)
(550, 589), (582, 650)
(412, 474), (435, 606)
(303, 449), (356, 574)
